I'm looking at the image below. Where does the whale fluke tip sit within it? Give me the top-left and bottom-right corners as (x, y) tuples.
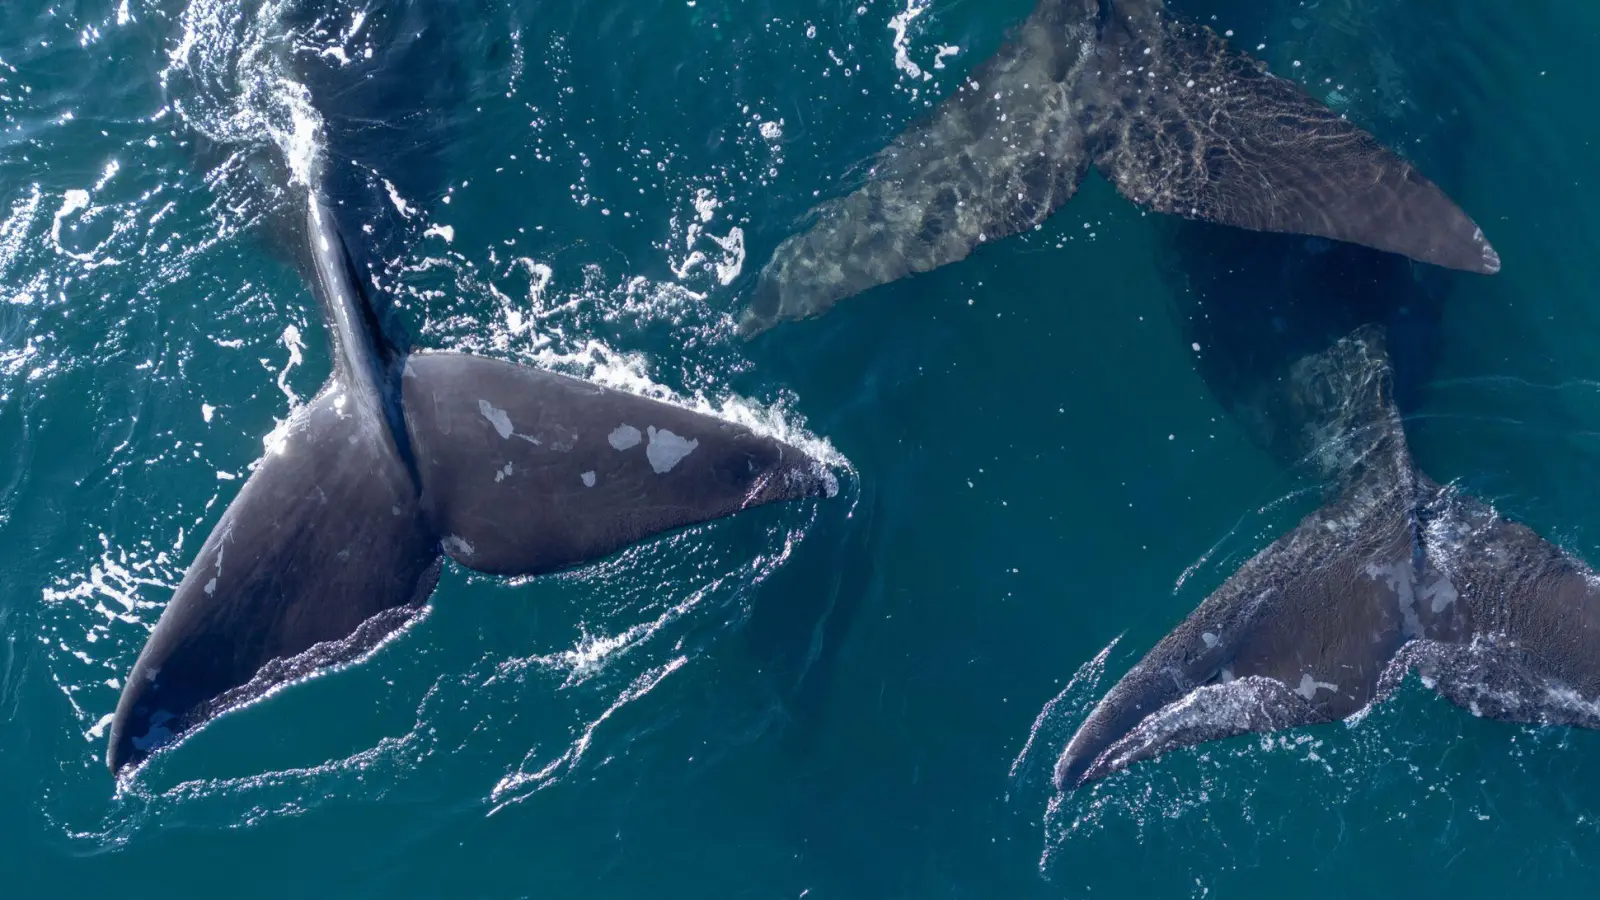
(1479, 238), (1503, 275)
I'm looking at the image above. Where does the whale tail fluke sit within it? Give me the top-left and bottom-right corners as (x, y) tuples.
(742, 2), (1496, 336)
(739, 1), (1094, 337)
(1054, 328), (1440, 787)
(1091, 19), (1500, 277)
(107, 198), (835, 777)
(1054, 329), (1600, 790)
(400, 351), (837, 577)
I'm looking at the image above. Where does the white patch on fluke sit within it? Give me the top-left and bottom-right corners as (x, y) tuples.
(608, 424), (642, 450)
(1424, 576), (1459, 614)
(1365, 560), (1422, 638)
(443, 535), (475, 559)
(479, 400), (514, 439)
(1296, 673), (1338, 701)
(581, 471), (596, 488)
(646, 426), (699, 474)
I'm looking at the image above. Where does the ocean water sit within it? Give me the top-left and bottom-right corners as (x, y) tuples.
(3, 0), (1600, 896)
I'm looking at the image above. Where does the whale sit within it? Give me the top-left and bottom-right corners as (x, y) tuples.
(105, 183), (835, 775)
(739, 0), (1499, 336)
(110, 3), (834, 776)
(1045, 7), (1586, 788)
(1052, 326), (1600, 788)
(105, 181), (836, 775)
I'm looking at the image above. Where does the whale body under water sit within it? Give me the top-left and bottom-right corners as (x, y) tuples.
(1054, 326), (1600, 788)
(1042, 7), (1600, 786)
(1043, 16), (1600, 783)
(106, 11), (835, 776)
(740, 0), (1498, 336)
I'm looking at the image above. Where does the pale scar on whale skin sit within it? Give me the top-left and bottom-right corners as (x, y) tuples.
(646, 426), (699, 474)
(608, 424), (642, 450)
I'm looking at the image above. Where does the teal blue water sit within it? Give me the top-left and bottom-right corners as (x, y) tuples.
(4, 0), (1600, 896)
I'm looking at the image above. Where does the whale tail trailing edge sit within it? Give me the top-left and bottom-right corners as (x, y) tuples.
(1092, 18), (1499, 277)
(1054, 329), (1600, 790)
(106, 382), (442, 776)
(107, 194), (834, 776)
(741, 1), (1497, 335)
(1054, 328), (1437, 787)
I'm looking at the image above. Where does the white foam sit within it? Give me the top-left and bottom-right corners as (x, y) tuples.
(692, 188), (719, 223)
(50, 190), (93, 260)
(536, 340), (851, 476)
(163, 0), (326, 187)
(383, 178), (417, 218)
(275, 324), (304, 405)
(888, 0), (935, 82)
(709, 226), (745, 285)
(0, 186), (42, 277)
(490, 656), (688, 810)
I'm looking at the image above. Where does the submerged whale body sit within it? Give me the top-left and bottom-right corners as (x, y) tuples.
(1046, 23), (1590, 787)
(740, 0), (1498, 335)
(1053, 328), (1600, 789)
(106, 195), (834, 776)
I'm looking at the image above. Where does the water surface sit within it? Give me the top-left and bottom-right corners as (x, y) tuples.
(3, 1), (1600, 897)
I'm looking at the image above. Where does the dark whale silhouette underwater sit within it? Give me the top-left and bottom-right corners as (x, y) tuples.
(740, 0), (1498, 336)
(1052, 35), (1600, 786)
(1056, 315), (1600, 789)
(738, 0), (1600, 788)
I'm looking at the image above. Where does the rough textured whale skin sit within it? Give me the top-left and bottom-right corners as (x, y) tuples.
(106, 193), (834, 776)
(1054, 329), (1600, 789)
(741, 0), (1497, 335)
